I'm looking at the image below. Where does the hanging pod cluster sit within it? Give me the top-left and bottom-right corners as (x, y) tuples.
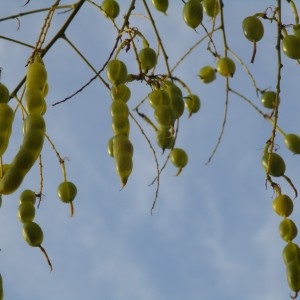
(262, 141), (300, 296)
(0, 55), (47, 195)
(273, 191), (300, 296)
(106, 59), (133, 187)
(17, 189), (52, 271)
(147, 81), (196, 174)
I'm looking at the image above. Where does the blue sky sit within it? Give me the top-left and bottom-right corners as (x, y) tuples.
(0, 1), (299, 299)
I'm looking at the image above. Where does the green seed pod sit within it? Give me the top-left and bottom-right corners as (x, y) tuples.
(138, 47), (157, 72)
(170, 148), (188, 176)
(242, 16), (264, 42)
(22, 221), (43, 247)
(216, 57), (236, 77)
(26, 56), (47, 91)
(110, 84), (131, 102)
(106, 59), (128, 86)
(19, 189), (36, 205)
(182, 0), (203, 29)
(169, 94), (185, 118)
(110, 100), (129, 117)
(170, 148), (188, 168)
(283, 242), (300, 265)
(152, 0), (168, 14)
(202, 0), (219, 18)
(261, 152), (286, 177)
(57, 181), (77, 203)
(154, 105), (176, 128)
(284, 133), (300, 154)
(112, 115), (130, 136)
(0, 114), (45, 194)
(25, 88), (46, 115)
(272, 194), (293, 217)
(198, 66), (216, 83)
(114, 154), (133, 187)
(101, 0), (120, 19)
(282, 35), (300, 60)
(148, 89), (170, 109)
(261, 91), (279, 109)
(113, 134), (134, 157)
(164, 83), (183, 98)
(156, 128), (175, 150)
(279, 219), (298, 242)
(185, 94), (201, 116)
(286, 260), (300, 292)
(17, 202), (35, 223)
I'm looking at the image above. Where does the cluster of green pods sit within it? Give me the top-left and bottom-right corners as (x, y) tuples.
(198, 55), (236, 84)
(148, 82), (193, 174)
(18, 189), (52, 271)
(263, 142), (300, 296)
(106, 59), (134, 187)
(182, 0), (219, 29)
(273, 192), (300, 296)
(0, 55), (48, 195)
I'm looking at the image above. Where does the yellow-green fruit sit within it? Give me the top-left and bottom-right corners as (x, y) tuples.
(283, 242), (300, 265)
(112, 115), (130, 136)
(23, 113), (46, 135)
(261, 152), (286, 177)
(57, 181), (77, 203)
(242, 16), (264, 42)
(284, 133), (300, 154)
(199, 66), (216, 83)
(106, 59), (128, 86)
(138, 47), (157, 72)
(22, 221), (43, 247)
(0, 114), (45, 194)
(261, 91), (278, 109)
(110, 100), (129, 117)
(19, 189), (36, 205)
(170, 148), (188, 168)
(156, 128), (175, 150)
(286, 260), (300, 292)
(282, 35), (300, 60)
(101, 0), (120, 19)
(114, 154), (133, 187)
(272, 194), (293, 217)
(202, 0), (219, 18)
(279, 219), (298, 242)
(185, 94), (201, 116)
(154, 105), (176, 128)
(182, 0), (203, 29)
(113, 134), (134, 157)
(0, 82), (9, 103)
(152, 0), (168, 14)
(110, 84), (131, 102)
(25, 88), (46, 115)
(216, 57), (236, 77)
(17, 202), (35, 223)
(26, 56), (47, 91)
(169, 94), (185, 118)
(148, 89), (170, 108)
